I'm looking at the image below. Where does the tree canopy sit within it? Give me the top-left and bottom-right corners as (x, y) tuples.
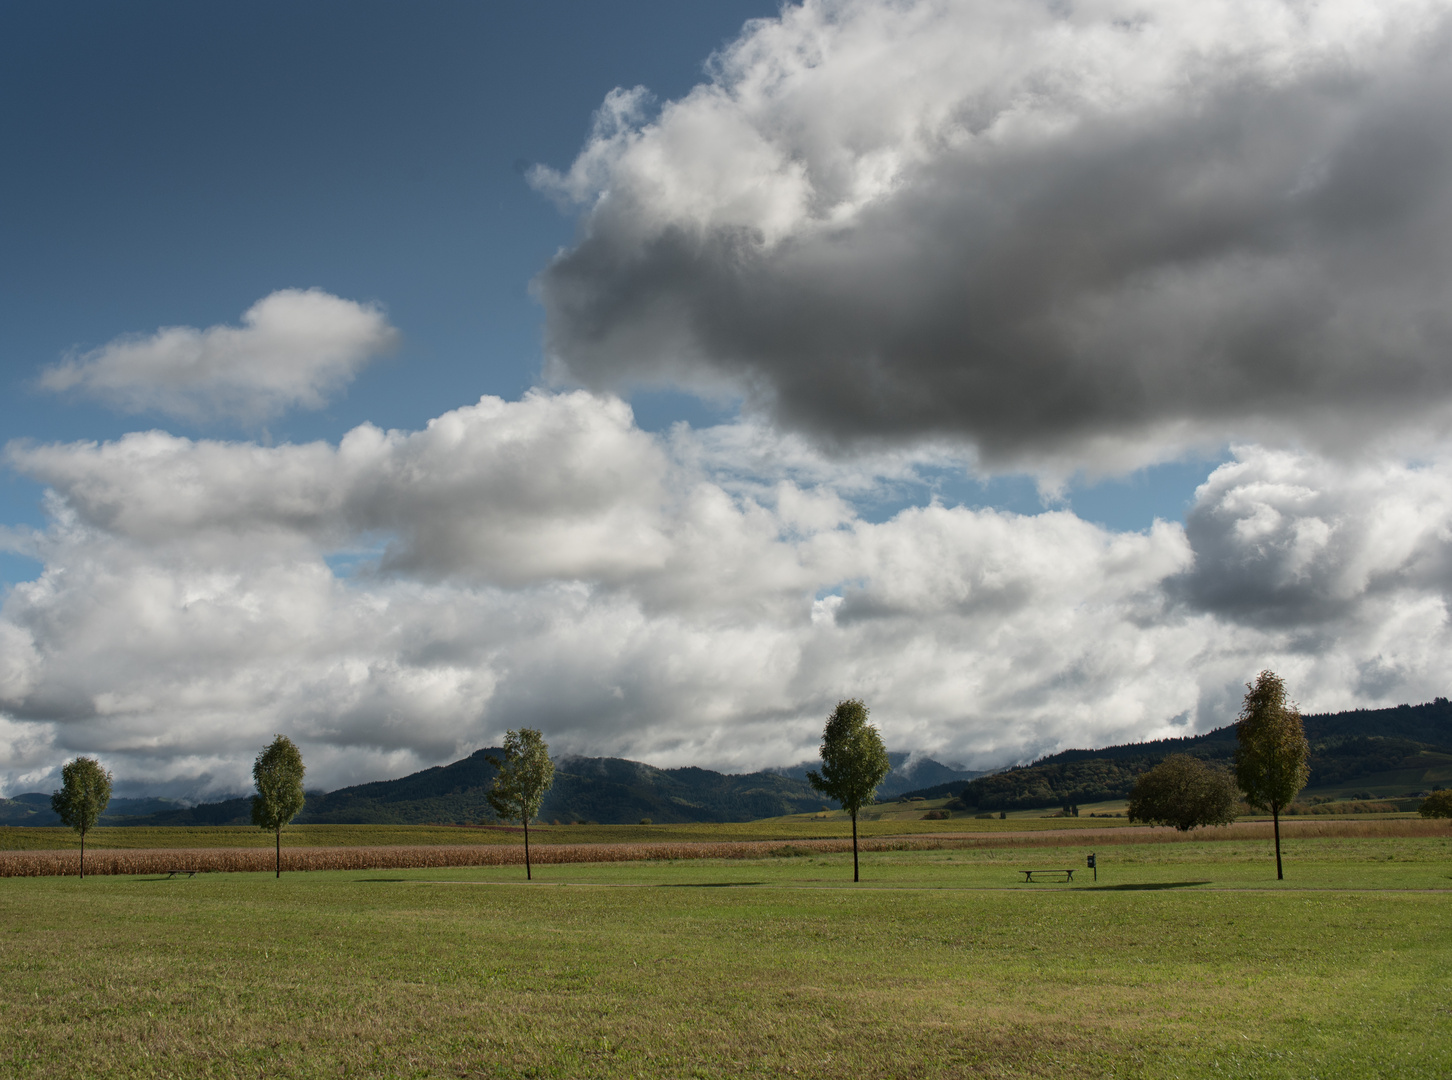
(487, 729), (555, 880)
(252, 735), (306, 878)
(1419, 789), (1452, 819)
(1127, 754), (1239, 832)
(807, 699), (890, 882)
(51, 757), (112, 879)
(1234, 670), (1309, 879)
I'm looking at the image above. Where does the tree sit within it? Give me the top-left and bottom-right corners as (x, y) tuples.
(807, 699), (891, 882)
(51, 757), (112, 879)
(252, 736), (306, 878)
(1234, 671), (1310, 880)
(487, 729), (555, 880)
(1420, 789), (1452, 819)
(1127, 754), (1239, 832)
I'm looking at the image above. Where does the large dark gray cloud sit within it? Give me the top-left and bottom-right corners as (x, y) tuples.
(535, 0), (1452, 469)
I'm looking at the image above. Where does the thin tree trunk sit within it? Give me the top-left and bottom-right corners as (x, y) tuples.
(851, 812), (859, 882)
(524, 816), (531, 880)
(276, 829), (281, 879)
(1273, 807), (1283, 880)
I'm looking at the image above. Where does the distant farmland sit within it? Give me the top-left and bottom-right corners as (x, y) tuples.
(2, 817), (1440, 877)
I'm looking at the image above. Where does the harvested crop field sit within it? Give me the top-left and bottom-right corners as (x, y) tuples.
(2, 817), (1441, 876)
(0, 836), (960, 876)
(0, 816), (1116, 853)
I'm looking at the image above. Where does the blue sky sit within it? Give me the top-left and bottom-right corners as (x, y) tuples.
(0, 0), (1220, 587)
(0, 1), (774, 559)
(2, 0), (1450, 796)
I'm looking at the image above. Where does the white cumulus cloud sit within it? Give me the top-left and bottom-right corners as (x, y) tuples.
(39, 289), (399, 424)
(3, 392), (1451, 797)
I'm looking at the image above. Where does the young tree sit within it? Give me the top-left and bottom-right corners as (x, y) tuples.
(1234, 671), (1310, 880)
(1127, 754), (1239, 832)
(252, 735), (306, 878)
(1419, 789), (1452, 819)
(51, 757), (112, 879)
(807, 699), (891, 882)
(487, 729), (555, 880)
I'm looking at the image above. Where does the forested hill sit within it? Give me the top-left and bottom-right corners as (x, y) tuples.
(0, 749), (981, 827)
(949, 699), (1452, 811)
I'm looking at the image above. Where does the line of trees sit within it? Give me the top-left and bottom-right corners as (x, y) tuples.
(37, 705), (896, 885)
(46, 671), (1403, 885)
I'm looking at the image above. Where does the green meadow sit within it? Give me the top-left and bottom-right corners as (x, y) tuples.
(2, 836), (1450, 1079)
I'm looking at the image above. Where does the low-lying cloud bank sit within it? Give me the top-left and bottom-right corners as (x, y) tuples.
(3, 391), (1449, 797)
(534, 0), (1452, 474)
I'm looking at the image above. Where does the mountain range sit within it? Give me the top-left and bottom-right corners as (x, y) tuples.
(0, 750), (983, 828)
(7, 699), (1448, 828)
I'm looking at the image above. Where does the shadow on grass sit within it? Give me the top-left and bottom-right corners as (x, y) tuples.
(656, 881), (767, 888)
(1091, 881), (1212, 891)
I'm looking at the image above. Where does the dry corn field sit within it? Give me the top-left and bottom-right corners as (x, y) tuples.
(2, 817), (1442, 876)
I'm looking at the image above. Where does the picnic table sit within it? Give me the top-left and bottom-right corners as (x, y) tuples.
(1018, 869), (1074, 882)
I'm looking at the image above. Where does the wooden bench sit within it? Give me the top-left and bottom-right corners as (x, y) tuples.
(1018, 869), (1074, 883)
(160, 869), (199, 879)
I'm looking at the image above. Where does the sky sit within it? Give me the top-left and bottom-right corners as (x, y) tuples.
(3, 0), (1451, 799)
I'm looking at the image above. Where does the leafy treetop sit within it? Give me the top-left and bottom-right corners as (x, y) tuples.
(1234, 670), (1310, 815)
(487, 729), (555, 825)
(807, 699), (891, 817)
(1127, 753), (1239, 832)
(251, 735), (307, 832)
(51, 757), (112, 837)
(1420, 789), (1452, 819)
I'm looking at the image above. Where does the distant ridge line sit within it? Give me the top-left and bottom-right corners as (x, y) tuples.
(6, 699), (1446, 826)
(901, 699), (1452, 810)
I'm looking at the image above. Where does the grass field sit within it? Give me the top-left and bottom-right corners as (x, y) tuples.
(3, 835), (1449, 1078)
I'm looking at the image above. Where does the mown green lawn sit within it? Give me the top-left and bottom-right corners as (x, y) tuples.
(2, 839), (1448, 1079)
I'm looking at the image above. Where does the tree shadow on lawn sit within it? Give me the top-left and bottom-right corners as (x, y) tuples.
(1090, 881), (1212, 891)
